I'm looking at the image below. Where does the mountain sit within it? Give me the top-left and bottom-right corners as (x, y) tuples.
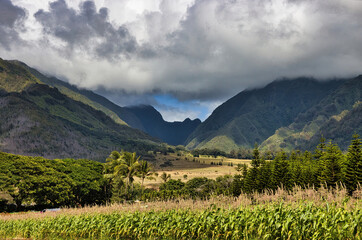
(261, 76), (362, 151)
(0, 58), (162, 160)
(125, 105), (201, 146)
(306, 101), (362, 150)
(185, 77), (360, 152)
(17, 60), (140, 128)
(2, 58), (200, 146)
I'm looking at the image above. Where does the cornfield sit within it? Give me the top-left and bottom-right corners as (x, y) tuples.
(1, 203), (361, 240)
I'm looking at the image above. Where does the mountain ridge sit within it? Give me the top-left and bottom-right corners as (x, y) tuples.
(0, 59), (164, 160)
(125, 104), (201, 146)
(0, 83), (162, 160)
(2, 57), (360, 154)
(1, 58), (201, 146)
(186, 77), (345, 151)
(261, 76), (362, 151)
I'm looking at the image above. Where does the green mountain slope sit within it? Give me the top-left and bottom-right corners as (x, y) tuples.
(0, 59), (162, 160)
(0, 58), (132, 126)
(307, 101), (362, 150)
(15, 60), (134, 126)
(3, 58), (198, 146)
(186, 78), (344, 152)
(0, 84), (161, 160)
(0, 59), (41, 92)
(261, 77), (362, 151)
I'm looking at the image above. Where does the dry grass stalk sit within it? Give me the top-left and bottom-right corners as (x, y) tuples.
(1, 185), (360, 221)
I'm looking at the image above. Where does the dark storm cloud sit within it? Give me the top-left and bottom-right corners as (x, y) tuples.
(0, 0), (26, 49)
(34, 0), (137, 59)
(152, 0), (362, 101)
(2, 0), (362, 118)
(95, 88), (159, 107)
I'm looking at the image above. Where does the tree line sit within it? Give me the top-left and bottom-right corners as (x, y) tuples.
(0, 134), (361, 211)
(108, 134), (362, 201)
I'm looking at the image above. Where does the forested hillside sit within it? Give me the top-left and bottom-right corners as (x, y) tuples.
(1, 58), (200, 146)
(0, 59), (164, 159)
(261, 76), (362, 151)
(0, 84), (161, 159)
(186, 78), (345, 151)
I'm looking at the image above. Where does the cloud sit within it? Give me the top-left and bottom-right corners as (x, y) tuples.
(156, 107), (200, 122)
(1, 0), (362, 120)
(95, 88), (159, 107)
(158, 0), (362, 100)
(0, 0), (26, 49)
(34, 0), (137, 59)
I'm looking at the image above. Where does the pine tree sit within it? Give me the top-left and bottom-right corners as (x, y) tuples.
(251, 143), (260, 168)
(290, 151), (297, 161)
(314, 136), (326, 161)
(243, 167), (258, 193)
(314, 136), (327, 186)
(303, 151), (312, 162)
(243, 143), (262, 193)
(231, 175), (242, 197)
(272, 151), (291, 190)
(319, 142), (343, 188)
(258, 160), (272, 191)
(345, 134), (362, 195)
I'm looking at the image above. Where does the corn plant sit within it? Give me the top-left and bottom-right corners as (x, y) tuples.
(0, 203), (361, 239)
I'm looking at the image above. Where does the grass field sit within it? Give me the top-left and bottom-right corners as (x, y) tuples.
(1, 187), (360, 240)
(140, 153), (251, 188)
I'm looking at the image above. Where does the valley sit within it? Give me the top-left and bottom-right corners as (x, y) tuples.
(1, 0), (362, 238)
(0, 58), (361, 240)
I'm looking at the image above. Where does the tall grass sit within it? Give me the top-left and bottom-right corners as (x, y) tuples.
(1, 186), (361, 239)
(1, 203), (361, 239)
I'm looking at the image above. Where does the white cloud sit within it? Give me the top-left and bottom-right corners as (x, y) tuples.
(156, 107), (200, 122)
(2, 0), (362, 120)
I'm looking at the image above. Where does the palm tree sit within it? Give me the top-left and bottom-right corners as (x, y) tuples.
(138, 160), (154, 188)
(104, 151), (140, 197)
(160, 172), (171, 183)
(104, 151), (124, 199)
(116, 152), (140, 194)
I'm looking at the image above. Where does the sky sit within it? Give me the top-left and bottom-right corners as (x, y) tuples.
(1, 0), (362, 121)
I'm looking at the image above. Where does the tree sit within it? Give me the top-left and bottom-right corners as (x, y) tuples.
(272, 151), (291, 190)
(251, 143), (261, 168)
(243, 143), (263, 193)
(231, 175), (242, 196)
(244, 167), (258, 193)
(61, 158), (108, 206)
(184, 177), (215, 199)
(319, 142), (343, 188)
(1, 156), (75, 208)
(159, 179), (185, 191)
(138, 160), (154, 188)
(314, 136), (326, 161)
(117, 152), (141, 193)
(29, 170), (75, 207)
(345, 134), (362, 195)
(104, 151), (124, 200)
(160, 172), (171, 183)
(235, 163), (245, 173)
(105, 151), (141, 199)
(258, 160), (272, 191)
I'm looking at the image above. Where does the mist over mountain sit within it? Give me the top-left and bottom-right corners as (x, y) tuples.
(0, 58), (202, 158)
(0, 58), (163, 160)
